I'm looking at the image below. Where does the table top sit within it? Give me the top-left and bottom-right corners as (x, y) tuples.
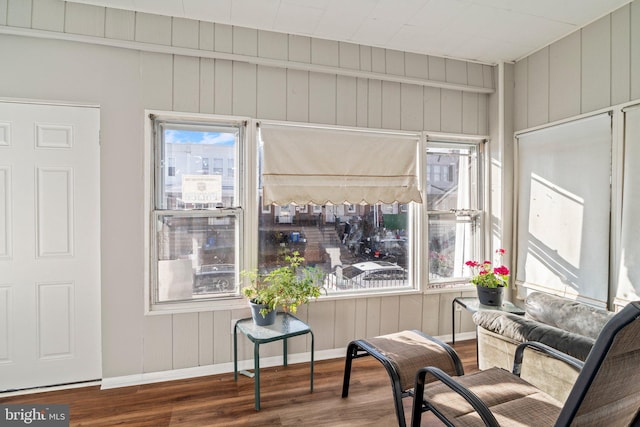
(235, 312), (312, 343)
(454, 296), (525, 315)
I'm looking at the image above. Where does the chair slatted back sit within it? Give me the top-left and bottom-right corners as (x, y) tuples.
(555, 302), (640, 427)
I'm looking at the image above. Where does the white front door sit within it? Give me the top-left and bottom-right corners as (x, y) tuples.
(0, 100), (101, 391)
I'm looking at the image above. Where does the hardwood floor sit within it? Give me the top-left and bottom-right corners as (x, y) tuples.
(0, 340), (478, 426)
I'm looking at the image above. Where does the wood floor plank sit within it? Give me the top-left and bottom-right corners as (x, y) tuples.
(0, 340), (478, 426)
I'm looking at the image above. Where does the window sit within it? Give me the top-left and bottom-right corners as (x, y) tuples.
(149, 116), (244, 311)
(168, 157), (176, 177)
(426, 140), (484, 286)
(228, 158), (234, 177)
(213, 158), (223, 175)
(258, 123), (419, 295)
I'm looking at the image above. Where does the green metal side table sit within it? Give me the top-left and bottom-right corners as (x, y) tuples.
(233, 312), (314, 410)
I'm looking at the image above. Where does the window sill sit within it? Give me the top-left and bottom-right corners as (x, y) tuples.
(145, 296), (248, 316)
(320, 287), (422, 301)
(424, 283), (476, 294)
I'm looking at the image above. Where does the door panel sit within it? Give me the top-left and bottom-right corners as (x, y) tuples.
(0, 100), (101, 391)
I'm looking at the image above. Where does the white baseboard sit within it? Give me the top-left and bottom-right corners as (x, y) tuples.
(11, 332), (473, 392)
(440, 331), (477, 343)
(0, 381), (102, 397)
(101, 332), (474, 390)
(100, 347), (346, 390)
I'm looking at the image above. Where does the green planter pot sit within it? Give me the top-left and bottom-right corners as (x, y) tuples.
(249, 301), (277, 326)
(477, 286), (504, 306)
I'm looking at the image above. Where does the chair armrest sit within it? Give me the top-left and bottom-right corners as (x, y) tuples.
(413, 366), (499, 427)
(512, 341), (584, 377)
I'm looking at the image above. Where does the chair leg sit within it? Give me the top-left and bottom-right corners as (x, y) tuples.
(341, 341), (359, 398)
(344, 340), (407, 427)
(366, 346), (407, 427)
(390, 381), (408, 427)
(411, 369), (427, 427)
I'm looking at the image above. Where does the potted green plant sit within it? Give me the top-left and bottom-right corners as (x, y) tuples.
(465, 248), (510, 306)
(242, 251), (325, 326)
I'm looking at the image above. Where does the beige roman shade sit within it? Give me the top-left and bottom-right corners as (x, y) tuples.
(260, 124), (422, 206)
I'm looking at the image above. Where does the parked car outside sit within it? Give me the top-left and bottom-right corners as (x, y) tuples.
(369, 238), (407, 266)
(193, 264), (235, 294)
(325, 261), (408, 291)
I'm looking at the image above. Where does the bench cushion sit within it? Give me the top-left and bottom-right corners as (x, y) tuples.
(525, 292), (614, 340)
(473, 311), (595, 361)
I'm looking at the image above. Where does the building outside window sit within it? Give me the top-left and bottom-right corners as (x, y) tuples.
(426, 141), (484, 286)
(149, 117), (244, 310)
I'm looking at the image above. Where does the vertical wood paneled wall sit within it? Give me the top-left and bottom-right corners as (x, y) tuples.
(512, 1), (640, 309)
(514, 1), (640, 131)
(1, 0), (488, 378)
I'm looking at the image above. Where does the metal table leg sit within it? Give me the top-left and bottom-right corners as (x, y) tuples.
(452, 299), (457, 344)
(254, 342), (260, 411)
(310, 330), (314, 392)
(283, 337), (288, 366)
(233, 324), (238, 381)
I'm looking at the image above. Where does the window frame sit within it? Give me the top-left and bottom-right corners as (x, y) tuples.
(424, 136), (487, 289)
(256, 120), (421, 296)
(144, 111), (251, 314)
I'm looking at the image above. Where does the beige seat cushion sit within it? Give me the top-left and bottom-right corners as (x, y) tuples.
(423, 367), (563, 427)
(365, 330), (459, 391)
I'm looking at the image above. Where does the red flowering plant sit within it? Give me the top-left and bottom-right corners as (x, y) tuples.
(465, 248), (510, 288)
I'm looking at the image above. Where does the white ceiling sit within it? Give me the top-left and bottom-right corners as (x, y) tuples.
(67, 0), (632, 64)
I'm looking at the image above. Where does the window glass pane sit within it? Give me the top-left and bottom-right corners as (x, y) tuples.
(258, 202), (411, 293)
(426, 145), (478, 211)
(428, 213), (479, 282)
(426, 141), (482, 286)
(155, 213), (237, 302)
(157, 123), (238, 209)
(150, 117), (244, 311)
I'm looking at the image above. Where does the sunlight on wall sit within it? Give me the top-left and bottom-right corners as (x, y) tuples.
(529, 173), (584, 268)
(616, 251), (640, 301)
(522, 173), (585, 292)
